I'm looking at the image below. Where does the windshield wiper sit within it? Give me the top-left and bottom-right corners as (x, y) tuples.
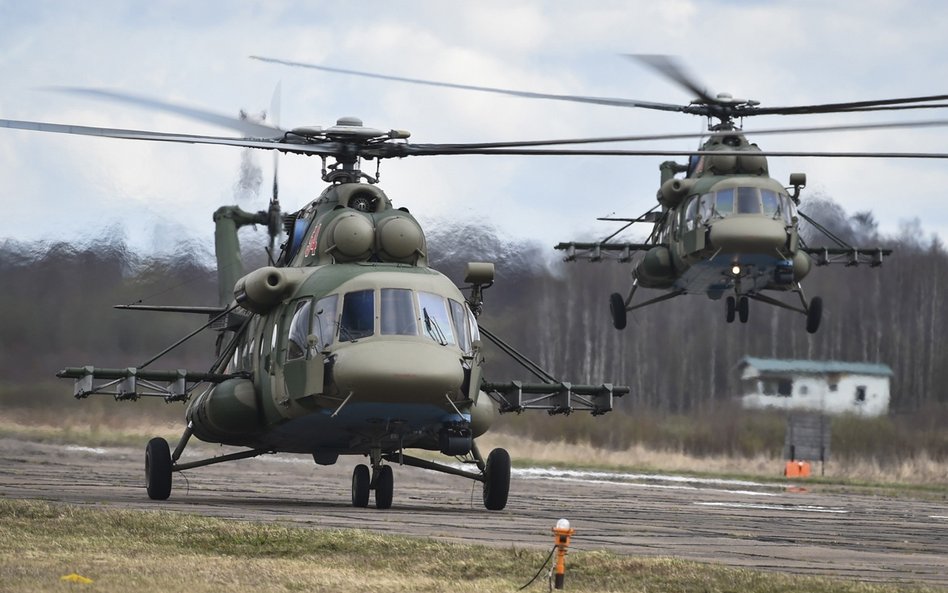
(422, 308), (448, 346)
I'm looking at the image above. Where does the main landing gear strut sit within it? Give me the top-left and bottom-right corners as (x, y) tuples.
(350, 441), (511, 511)
(145, 424), (274, 502)
(606, 278), (824, 334)
(609, 278), (685, 330)
(144, 429), (511, 511)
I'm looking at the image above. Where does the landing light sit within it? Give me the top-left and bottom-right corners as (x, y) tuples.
(731, 265), (742, 276)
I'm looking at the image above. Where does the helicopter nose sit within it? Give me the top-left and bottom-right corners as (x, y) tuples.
(331, 340), (464, 404)
(709, 217), (787, 253)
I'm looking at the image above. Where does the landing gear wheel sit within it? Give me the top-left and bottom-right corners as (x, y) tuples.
(738, 296), (749, 323)
(609, 293), (627, 330)
(806, 296), (823, 334)
(374, 465), (394, 510)
(482, 448), (511, 511)
(725, 296), (736, 323)
(145, 437), (172, 500)
(351, 464), (370, 508)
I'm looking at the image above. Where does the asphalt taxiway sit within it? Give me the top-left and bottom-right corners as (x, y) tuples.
(1, 437), (945, 586)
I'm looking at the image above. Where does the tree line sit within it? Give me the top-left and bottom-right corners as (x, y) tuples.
(1, 195), (945, 417)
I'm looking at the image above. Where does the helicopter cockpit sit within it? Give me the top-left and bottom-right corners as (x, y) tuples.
(285, 287), (479, 359)
(682, 187), (796, 232)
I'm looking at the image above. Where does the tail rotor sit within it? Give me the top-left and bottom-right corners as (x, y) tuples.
(266, 82), (283, 264)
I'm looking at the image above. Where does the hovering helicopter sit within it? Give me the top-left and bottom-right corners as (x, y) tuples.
(1, 97), (631, 511)
(250, 55), (948, 333)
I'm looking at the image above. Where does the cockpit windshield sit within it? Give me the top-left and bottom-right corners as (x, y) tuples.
(736, 187), (761, 214)
(694, 187), (795, 226)
(332, 287), (479, 349)
(760, 190), (780, 216)
(339, 289), (374, 341)
(418, 291), (456, 346)
(380, 288), (417, 336)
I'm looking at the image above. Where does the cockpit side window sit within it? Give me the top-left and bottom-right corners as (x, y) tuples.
(781, 193), (796, 225)
(467, 307), (480, 344)
(683, 196), (698, 232)
(286, 299), (312, 361)
(246, 338), (255, 369)
(736, 187), (761, 214)
(339, 290), (375, 342)
(310, 294), (338, 354)
(449, 299), (472, 353)
(417, 291), (456, 346)
(698, 193), (714, 224)
(270, 319), (279, 361)
(381, 288), (418, 336)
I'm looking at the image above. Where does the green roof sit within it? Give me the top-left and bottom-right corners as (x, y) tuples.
(739, 357), (893, 377)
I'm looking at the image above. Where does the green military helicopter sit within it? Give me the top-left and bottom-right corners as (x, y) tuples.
(252, 54), (948, 333)
(1, 99), (631, 511)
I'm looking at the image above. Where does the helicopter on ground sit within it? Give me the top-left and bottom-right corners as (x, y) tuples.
(1, 100), (631, 511)
(251, 55), (948, 333)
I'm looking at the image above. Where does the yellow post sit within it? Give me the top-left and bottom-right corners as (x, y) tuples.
(552, 518), (575, 590)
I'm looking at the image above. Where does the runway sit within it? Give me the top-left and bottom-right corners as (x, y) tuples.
(1, 437), (946, 586)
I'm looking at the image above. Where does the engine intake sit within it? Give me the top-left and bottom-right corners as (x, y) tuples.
(234, 266), (310, 313)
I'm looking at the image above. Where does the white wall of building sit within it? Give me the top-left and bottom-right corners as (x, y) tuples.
(741, 372), (890, 417)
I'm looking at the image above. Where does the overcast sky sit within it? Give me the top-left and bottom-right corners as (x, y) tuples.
(2, 0), (947, 258)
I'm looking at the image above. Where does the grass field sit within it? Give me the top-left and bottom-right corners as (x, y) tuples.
(1, 499), (942, 593)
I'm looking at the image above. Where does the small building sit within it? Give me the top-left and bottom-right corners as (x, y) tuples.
(737, 357), (893, 417)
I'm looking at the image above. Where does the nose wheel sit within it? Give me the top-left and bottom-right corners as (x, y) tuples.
(352, 454), (396, 510)
(374, 465), (394, 510)
(726, 296), (749, 323)
(351, 463), (395, 509)
(738, 296), (749, 323)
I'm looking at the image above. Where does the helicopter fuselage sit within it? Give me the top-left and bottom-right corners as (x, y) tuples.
(187, 260), (493, 458)
(585, 135), (838, 333)
(635, 171), (811, 300)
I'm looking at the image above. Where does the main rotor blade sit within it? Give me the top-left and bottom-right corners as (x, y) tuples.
(409, 118), (948, 151)
(399, 144), (948, 159)
(624, 55), (948, 116)
(46, 87), (286, 138)
(8, 116), (948, 162)
(749, 93), (948, 116)
(625, 54), (716, 105)
(0, 118), (341, 156)
(249, 55), (686, 113)
(253, 55), (948, 120)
